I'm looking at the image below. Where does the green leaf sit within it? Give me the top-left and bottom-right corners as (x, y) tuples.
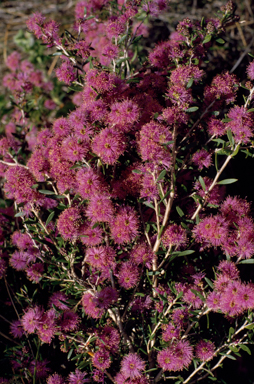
(190, 289), (205, 302)
(132, 35), (143, 44)
(174, 250), (194, 257)
(176, 206), (184, 217)
(132, 169), (143, 174)
(204, 277), (214, 289)
(245, 323), (254, 329)
(135, 292), (145, 297)
(203, 35), (212, 44)
(199, 176), (206, 191)
(219, 353), (236, 360)
(38, 189), (55, 195)
(157, 169), (167, 182)
(186, 106), (199, 113)
(67, 349), (73, 360)
(227, 129), (234, 146)
(228, 345), (239, 353)
(46, 211), (55, 226)
(239, 344), (251, 355)
(14, 211), (26, 217)
(239, 259), (254, 264)
(186, 78), (194, 89)
(231, 145), (240, 157)
(216, 38), (225, 44)
(229, 327), (234, 338)
(215, 152), (218, 172)
(143, 201), (155, 209)
(217, 179), (238, 185)
(247, 108), (254, 113)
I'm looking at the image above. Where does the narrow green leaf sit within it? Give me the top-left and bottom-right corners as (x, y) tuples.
(132, 169), (143, 174)
(239, 344), (251, 355)
(186, 106), (199, 113)
(227, 129), (234, 146)
(39, 189), (55, 195)
(215, 152), (218, 172)
(229, 327), (234, 338)
(247, 108), (254, 112)
(231, 145), (240, 157)
(204, 277), (214, 289)
(173, 250), (194, 257)
(239, 259), (254, 264)
(176, 206), (184, 217)
(245, 323), (254, 329)
(135, 292), (145, 297)
(228, 345), (239, 353)
(14, 211), (26, 217)
(67, 349), (73, 360)
(143, 201), (155, 209)
(219, 353), (236, 360)
(199, 176), (206, 191)
(216, 38), (225, 44)
(217, 179), (238, 185)
(190, 289), (205, 302)
(203, 35), (212, 44)
(132, 35), (143, 44)
(186, 78), (194, 89)
(157, 169), (167, 182)
(46, 211), (55, 226)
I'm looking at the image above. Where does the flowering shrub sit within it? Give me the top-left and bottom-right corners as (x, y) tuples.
(1, 0), (254, 383)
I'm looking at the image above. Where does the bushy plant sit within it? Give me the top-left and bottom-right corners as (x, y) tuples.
(1, 1), (254, 383)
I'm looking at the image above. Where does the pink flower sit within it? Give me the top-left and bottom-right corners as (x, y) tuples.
(217, 260), (239, 280)
(85, 246), (115, 271)
(130, 242), (154, 269)
(68, 369), (89, 384)
(235, 283), (254, 310)
(92, 350), (111, 371)
(37, 309), (57, 344)
(55, 61), (76, 85)
(110, 206), (139, 244)
(21, 306), (43, 333)
(82, 292), (104, 319)
(117, 261), (139, 289)
(121, 353), (145, 379)
(61, 136), (89, 163)
(92, 128), (126, 165)
(6, 51), (21, 71)
(162, 224), (187, 249)
(57, 207), (83, 241)
(76, 167), (105, 199)
(192, 149), (212, 170)
(10, 320), (24, 338)
(95, 326), (120, 354)
(26, 263), (44, 283)
(157, 340), (193, 371)
(93, 369), (104, 383)
(162, 323), (180, 342)
(195, 340), (215, 361)
(47, 373), (65, 384)
(107, 99), (140, 132)
(138, 122), (172, 167)
(48, 291), (69, 310)
(80, 224), (103, 246)
(60, 310), (80, 332)
(247, 60), (254, 80)
(226, 106), (253, 144)
(53, 117), (71, 136)
(86, 194), (114, 223)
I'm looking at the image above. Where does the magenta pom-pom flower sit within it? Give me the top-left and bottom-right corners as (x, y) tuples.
(195, 340), (215, 361)
(120, 353), (145, 380)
